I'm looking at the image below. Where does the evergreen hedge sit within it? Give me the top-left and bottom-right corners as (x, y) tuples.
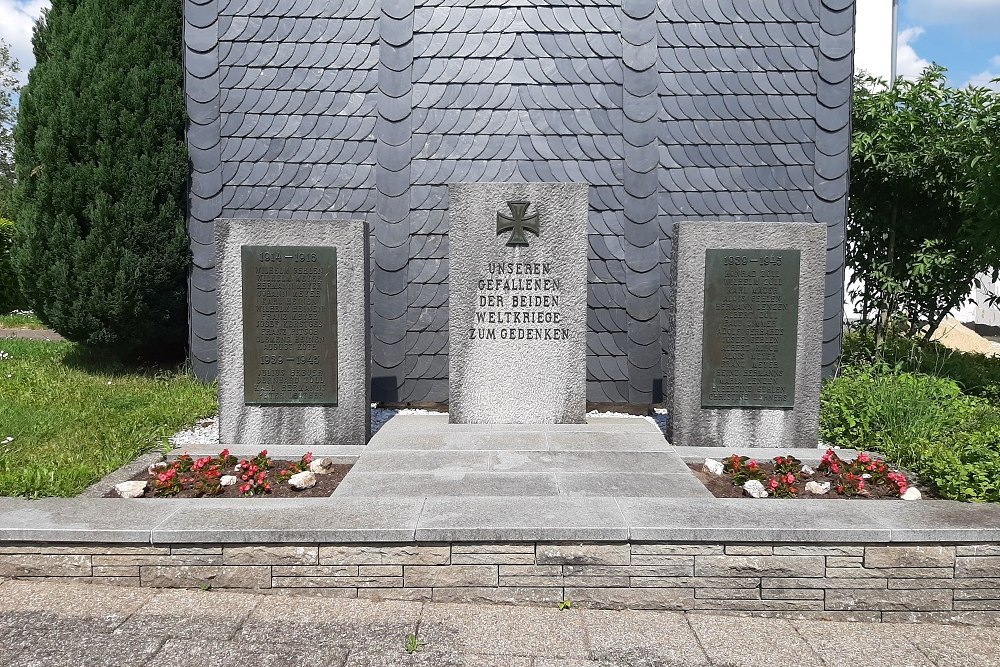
(13, 0), (189, 359)
(0, 217), (26, 314)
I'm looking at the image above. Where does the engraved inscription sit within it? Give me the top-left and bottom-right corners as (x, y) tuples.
(468, 261), (570, 342)
(701, 249), (799, 408)
(241, 245), (338, 405)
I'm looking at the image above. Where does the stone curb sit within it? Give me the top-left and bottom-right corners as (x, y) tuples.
(0, 496), (998, 545)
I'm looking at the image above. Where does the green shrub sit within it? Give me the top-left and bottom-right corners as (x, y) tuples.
(821, 367), (1000, 501)
(12, 0), (189, 359)
(842, 331), (1000, 400)
(0, 217), (26, 314)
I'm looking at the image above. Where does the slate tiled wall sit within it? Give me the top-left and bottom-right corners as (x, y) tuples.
(183, 0), (853, 406)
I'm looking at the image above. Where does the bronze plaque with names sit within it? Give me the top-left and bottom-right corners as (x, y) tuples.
(241, 245), (338, 405)
(701, 249), (799, 409)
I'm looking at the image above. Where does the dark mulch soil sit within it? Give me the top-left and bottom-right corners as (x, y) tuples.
(105, 463), (352, 499)
(689, 463), (935, 500)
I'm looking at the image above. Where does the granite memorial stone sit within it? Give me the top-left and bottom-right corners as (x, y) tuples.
(449, 183), (588, 424)
(667, 222), (826, 448)
(216, 219), (369, 447)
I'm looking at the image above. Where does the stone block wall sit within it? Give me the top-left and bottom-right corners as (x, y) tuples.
(2, 542), (999, 622)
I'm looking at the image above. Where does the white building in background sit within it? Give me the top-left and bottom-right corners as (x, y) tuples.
(848, 0), (1000, 329)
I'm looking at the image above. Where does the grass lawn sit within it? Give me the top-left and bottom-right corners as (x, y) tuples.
(0, 312), (45, 329)
(0, 338), (217, 497)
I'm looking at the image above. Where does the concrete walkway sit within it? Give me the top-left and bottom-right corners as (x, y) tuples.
(0, 327), (64, 341)
(0, 580), (998, 666)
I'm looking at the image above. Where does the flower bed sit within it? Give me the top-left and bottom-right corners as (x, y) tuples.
(691, 449), (932, 500)
(107, 449), (351, 499)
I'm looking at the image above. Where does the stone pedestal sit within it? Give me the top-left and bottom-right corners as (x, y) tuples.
(216, 219), (370, 447)
(448, 183), (588, 424)
(667, 222), (826, 448)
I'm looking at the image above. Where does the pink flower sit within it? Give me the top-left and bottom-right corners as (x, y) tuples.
(768, 478), (779, 490)
(857, 452), (871, 464)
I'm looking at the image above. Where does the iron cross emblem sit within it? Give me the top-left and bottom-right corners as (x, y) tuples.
(496, 201), (540, 247)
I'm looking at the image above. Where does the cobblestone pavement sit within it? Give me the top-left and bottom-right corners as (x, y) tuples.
(1, 579), (998, 666)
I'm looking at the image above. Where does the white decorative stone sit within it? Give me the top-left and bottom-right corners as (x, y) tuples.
(309, 457), (335, 474)
(702, 458), (725, 476)
(801, 465), (815, 475)
(742, 480), (768, 498)
(220, 475), (238, 487)
(147, 462), (167, 475)
(114, 481), (147, 498)
(902, 487), (922, 501)
(288, 471), (317, 490)
(805, 480), (830, 495)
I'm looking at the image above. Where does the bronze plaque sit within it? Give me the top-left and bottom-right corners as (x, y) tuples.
(701, 249), (799, 408)
(241, 245), (337, 405)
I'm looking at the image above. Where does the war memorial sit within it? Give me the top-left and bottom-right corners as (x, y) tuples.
(4, 0), (1000, 621)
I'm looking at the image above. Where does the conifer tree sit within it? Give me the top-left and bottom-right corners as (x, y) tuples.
(13, 0), (189, 358)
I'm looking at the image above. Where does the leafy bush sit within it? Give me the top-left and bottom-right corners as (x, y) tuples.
(842, 332), (1000, 400)
(12, 0), (189, 359)
(0, 217), (26, 314)
(821, 366), (1000, 501)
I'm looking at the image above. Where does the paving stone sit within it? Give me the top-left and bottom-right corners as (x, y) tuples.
(345, 651), (532, 666)
(3, 632), (163, 667)
(792, 620), (936, 667)
(405, 565), (499, 587)
(0, 545), (169, 555)
(451, 551), (536, 565)
(903, 624), (1000, 665)
(864, 546), (956, 568)
(418, 602), (589, 659)
(958, 557), (1000, 578)
(415, 497), (627, 541)
(825, 588), (954, 611)
(958, 545), (1000, 557)
(273, 575), (401, 588)
(320, 544), (450, 565)
(631, 544), (724, 555)
(695, 598), (825, 611)
(564, 587), (694, 610)
(430, 587), (565, 605)
(452, 543), (536, 554)
(761, 576), (888, 589)
(0, 554), (90, 577)
(688, 614), (823, 666)
(555, 472), (712, 498)
(140, 565), (271, 589)
(0, 499), (178, 543)
(150, 638), (349, 667)
(336, 472), (561, 497)
(493, 451), (681, 474)
(223, 546), (318, 565)
(536, 544), (630, 566)
(582, 609), (708, 665)
(351, 451), (493, 473)
(724, 545), (775, 555)
(545, 431), (670, 452)
(92, 553), (223, 567)
(694, 555), (825, 577)
(883, 610), (1000, 625)
(238, 597), (422, 649)
(773, 546), (865, 556)
(761, 588), (825, 600)
(356, 587), (432, 602)
(150, 497), (425, 543)
(0, 580), (155, 632)
(114, 588), (258, 639)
